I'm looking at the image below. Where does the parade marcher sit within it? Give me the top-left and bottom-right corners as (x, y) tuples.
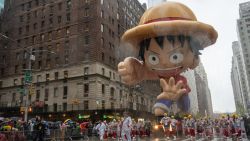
(144, 119), (151, 137)
(121, 112), (132, 141)
(187, 115), (196, 140)
(160, 113), (171, 139)
(96, 120), (107, 141)
(169, 116), (177, 140)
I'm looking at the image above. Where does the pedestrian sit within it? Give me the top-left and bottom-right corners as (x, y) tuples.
(33, 116), (45, 141)
(121, 111), (132, 141)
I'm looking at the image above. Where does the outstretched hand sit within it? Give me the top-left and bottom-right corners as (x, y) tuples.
(157, 77), (187, 101)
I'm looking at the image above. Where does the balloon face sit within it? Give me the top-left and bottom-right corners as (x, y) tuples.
(143, 35), (198, 78)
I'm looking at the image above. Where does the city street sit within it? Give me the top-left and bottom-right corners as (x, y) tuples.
(73, 136), (250, 141)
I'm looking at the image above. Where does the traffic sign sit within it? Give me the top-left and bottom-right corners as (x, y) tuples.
(24, 70), (32, 83)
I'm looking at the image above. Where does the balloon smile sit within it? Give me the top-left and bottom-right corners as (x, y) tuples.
(152, 66), (183, 78)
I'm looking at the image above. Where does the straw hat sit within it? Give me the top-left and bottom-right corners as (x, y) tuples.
(121, 2), (217, 49)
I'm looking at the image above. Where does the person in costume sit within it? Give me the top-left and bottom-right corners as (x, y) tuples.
(160, 113), (171, 139)
(121, 112), (132, 141)
(118, 2), (217, 116)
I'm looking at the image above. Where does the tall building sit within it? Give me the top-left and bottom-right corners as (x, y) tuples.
(231, 41), (248, 114)
(195, 62), (213, 116)
(234, 1), (250, 114)
(0, 0), (156, 120)
(147, 0), (167, 8)
(182, 70), (199, 115)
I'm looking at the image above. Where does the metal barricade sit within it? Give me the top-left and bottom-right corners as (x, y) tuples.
(0, 131), (26, 141)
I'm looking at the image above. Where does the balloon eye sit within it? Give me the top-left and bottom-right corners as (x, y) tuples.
(170, 52), (183, 64)
(148, 54), (159, 65)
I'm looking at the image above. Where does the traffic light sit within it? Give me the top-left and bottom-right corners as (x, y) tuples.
(28, 106), (32, 112)
(28, 84), (35, 95)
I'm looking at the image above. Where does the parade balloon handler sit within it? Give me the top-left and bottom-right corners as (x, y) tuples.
(118, 2), (217, 116)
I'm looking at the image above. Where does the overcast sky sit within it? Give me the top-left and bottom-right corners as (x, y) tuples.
(138, 0), (250, 113)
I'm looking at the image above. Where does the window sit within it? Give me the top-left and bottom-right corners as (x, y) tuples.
(101, 10), (104, 18)
(85, 8), (89, 17)
(20, 16), (23, 22)
(54, 87), (58, 97)
(67, 0), (71, 9)
(35, 0), (39, 6)
(102, 68), (105, 75)
(101, 38), (104, 47)
(33, 23), (37, 30)
(65, 56), (69, 64)
(84, 100), (89, 110)
(66, 13), (71, 21)
(102, 84), (105, 94)
(32, 36), (36, 44)
(15, 65), (18, 73)
(37, 75), (41, 82)
(26, 25), (29, 33)
(46, 73), (50, 81)
(55, 72), (59, 80)
(111, 102), (114, 109)
(49, 18), (53, 26)
(27, 13), (30, 21)
(21, 4), (24, 11)
(58, 3), (62, 10)
(41, 21), (45, 28)
(64, 70), (68, 78)
(102, 100), (105, 109)
(44, 89), (49, 101)
(58, 16), (62, 23)
(50, 6), (54, 13)
(12, 93), (16, 102)
(84, 84), (89, 93)
(84, 22), (89, 31)
(85, 36), (89, 45)
(36, 90), (40, 101)
(101, 53), (104, 61)
(48, 32), (52, 40)
(66, 27), (70, 35)
(101, 24), (104, 32)
(53, 103), (57, 112)
(63, 86), (68, 99)
(19, 27), (22, 35)
(84, 67), (89, 75)
(56, 43), (60, 52)
(57, 29), (61, 37)
(63, 103), (67, 111)
(41, 34), (45, 41)
(28, 1), (31, 9)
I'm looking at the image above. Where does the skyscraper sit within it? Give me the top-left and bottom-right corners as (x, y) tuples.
(234, 1), (250, 114)
(231, 41), (248, 114)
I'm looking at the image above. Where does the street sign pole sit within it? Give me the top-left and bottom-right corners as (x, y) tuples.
(24, 48), (32, 122)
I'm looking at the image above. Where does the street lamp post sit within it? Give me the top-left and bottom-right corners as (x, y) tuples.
(23, 48), (55, 122)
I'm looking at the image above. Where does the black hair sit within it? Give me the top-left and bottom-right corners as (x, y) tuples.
(138, 35), (203, 61)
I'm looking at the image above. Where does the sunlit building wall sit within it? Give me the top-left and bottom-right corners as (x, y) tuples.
(236, 1), (250, 113)
(182, 70), (199, 115)
(194, 62), (213, 116)
(231, 41), (248, 114)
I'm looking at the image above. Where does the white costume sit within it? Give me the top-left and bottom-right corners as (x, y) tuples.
(121, 116), (132, 141)
(96, 122), (107, 140)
